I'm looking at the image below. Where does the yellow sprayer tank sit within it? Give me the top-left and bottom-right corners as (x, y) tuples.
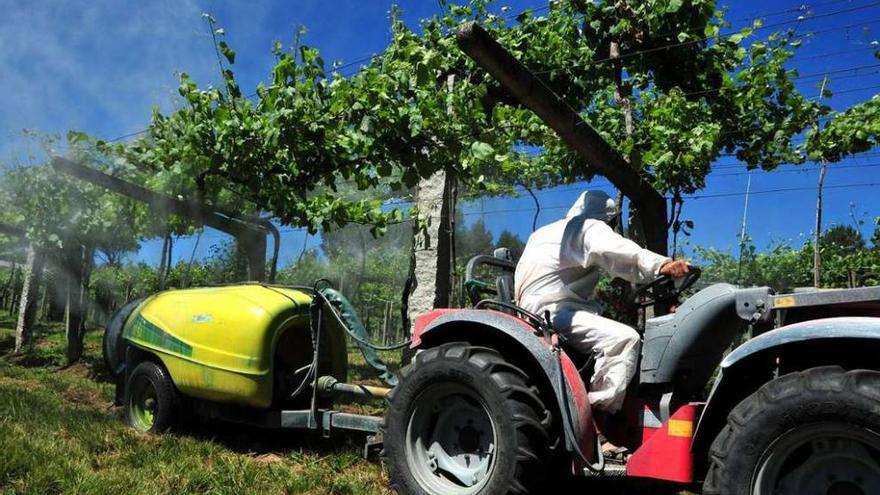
(122, 284), (347, 409)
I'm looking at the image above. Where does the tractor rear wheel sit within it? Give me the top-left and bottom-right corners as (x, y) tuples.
(125, 360), (179, 433)
(383, 342), (552, 495)
(704, 366), (880, 495)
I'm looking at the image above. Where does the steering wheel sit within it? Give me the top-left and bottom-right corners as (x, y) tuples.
(631, 265), (702, 308)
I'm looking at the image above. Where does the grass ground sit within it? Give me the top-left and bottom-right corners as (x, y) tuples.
(0, 316), (390, 495)
(0, 314), (694, 494)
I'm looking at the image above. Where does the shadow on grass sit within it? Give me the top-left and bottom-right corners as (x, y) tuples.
(0, 333), (13, 354)
(78, 342), (116, 384)
(174, 417), (691, 494)
(5, 352), (59, 368)
(176, 415), (372, 459)
(0, 324), (115, 385)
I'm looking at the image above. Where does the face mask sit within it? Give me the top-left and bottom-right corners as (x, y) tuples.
(605, 213), (621, 228)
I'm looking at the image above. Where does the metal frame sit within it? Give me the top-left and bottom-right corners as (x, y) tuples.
(771, 286), (880, 310)
(191, 402), (383, 436)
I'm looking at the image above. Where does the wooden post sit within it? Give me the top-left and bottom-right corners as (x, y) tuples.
(63, 242), (86, 364)
(158, 232), (170, 290)
(9, 264), (21, 315)
(52, 157), (272, 282)
(814, 161), (828, 288)
(1, 260), (16, 311)
(14, 244), (45, 354)
(382, 301), (391, 346)
(80, 245), (95, 330)
(47, 264), (67, 322)
(456, 23), (668, 255)
(446, 74), (459, 302)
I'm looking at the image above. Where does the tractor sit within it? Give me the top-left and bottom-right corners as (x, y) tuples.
(382, 251), (880, 495)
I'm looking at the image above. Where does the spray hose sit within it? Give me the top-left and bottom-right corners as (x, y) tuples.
(553, 343), (606, 474)
(261, 282), (413, 351)
(261, 281), (409, 388)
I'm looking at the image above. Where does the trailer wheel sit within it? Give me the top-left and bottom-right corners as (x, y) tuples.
(384, 342), (552, 495)
(704, 366), (880, 495)
(125, 361), (179, 433)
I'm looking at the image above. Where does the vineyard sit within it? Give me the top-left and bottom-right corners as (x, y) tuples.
(2, 0), (880, 493)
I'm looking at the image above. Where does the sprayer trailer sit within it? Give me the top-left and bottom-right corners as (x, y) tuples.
(103, 283), (394, 453)
(382, 253), (880, 495)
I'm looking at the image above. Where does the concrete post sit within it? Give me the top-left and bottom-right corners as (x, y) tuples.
(407, 172), (454, 329)
(14, 244), (45, 353)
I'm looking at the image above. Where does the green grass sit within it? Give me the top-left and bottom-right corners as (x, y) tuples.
(0, 317), (390, 495)
(0, 315), (695, 495)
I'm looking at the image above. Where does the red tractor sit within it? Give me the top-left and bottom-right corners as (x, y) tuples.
(383, 252), (880, 495)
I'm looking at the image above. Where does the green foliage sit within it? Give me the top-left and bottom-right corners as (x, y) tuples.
(133, 0), (834, 238)
(275, 224), (411, 339)
(496, 229), (526, 261)
(873, 217), (880, 250)
(805, 96), (880, 162)
(490, 0), (821, 194)
(0, 137), (144, 253)
(695, 228), (880, 290)
(820, 224), (865, 254)
(696, 241), (813, 290)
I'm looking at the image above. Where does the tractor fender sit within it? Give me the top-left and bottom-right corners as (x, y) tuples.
(412, 309), (595, 464)
(721, 316), (880, 369)
(693, 316), (880, 472)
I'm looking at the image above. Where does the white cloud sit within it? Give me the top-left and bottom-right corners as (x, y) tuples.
(0, 0), (222, 157)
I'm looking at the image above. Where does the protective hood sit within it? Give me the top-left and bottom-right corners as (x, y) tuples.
(565, 191), (619, 222)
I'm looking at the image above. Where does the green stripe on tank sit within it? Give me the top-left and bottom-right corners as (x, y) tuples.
(126, 315), (193, 357)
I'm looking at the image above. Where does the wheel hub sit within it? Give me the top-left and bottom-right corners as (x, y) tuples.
(458, 424), (482, 453)
(753, 423), (880, 495)
(405, 384), (497, 495)
(129, 375), (158, 432)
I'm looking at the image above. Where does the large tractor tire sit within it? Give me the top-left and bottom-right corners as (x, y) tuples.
(125, 360), (179, 433)
(704, 366), (880, 495)
(384, 342), (552, 495)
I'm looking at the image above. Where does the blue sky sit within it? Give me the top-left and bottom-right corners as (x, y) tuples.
(2, 0), (879, 268)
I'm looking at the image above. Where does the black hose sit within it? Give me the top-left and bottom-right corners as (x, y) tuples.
(554, 347), (605, 474)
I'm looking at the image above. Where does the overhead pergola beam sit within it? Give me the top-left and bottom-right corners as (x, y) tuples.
(51, 157), (277, 282)
(456, 22), (669, 254)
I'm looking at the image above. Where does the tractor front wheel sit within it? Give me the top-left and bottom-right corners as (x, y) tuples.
(384, 343), (552, 495)
(125, 360), (179, 433)
(704, 366), (880, 495)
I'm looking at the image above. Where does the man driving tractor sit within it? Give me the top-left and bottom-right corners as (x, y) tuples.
(515, 190), (689, 414)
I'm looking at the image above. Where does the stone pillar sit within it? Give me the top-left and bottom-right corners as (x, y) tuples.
(406, 172), (454, 330)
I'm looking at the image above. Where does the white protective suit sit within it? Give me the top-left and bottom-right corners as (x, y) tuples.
(514, 191), (670, 413)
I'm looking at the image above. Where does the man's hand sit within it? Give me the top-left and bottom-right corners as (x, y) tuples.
(659, 260), (690, 278)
